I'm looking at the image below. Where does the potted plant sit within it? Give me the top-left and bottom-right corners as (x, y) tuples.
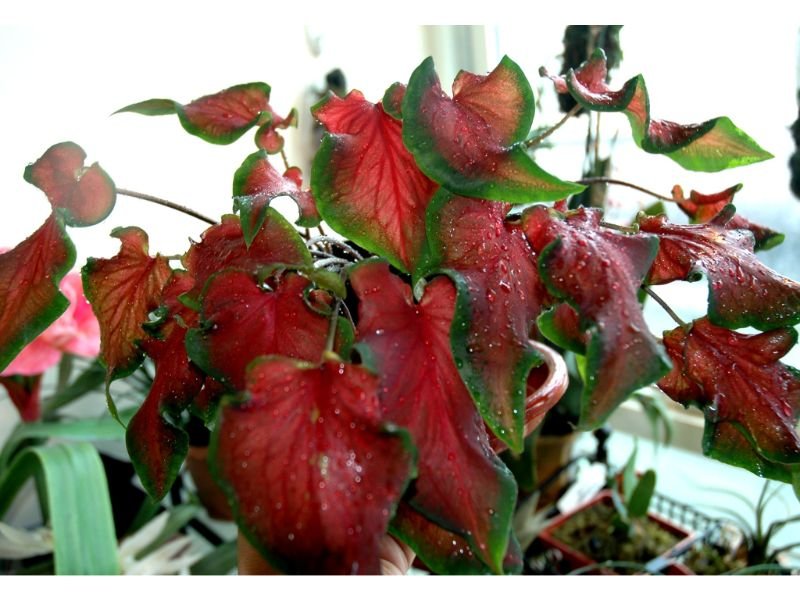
(683, 480), (800, 574)
(1, 44), (799, 576)
(536, 449), (694, 574)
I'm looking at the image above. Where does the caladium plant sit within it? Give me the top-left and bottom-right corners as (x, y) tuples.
(1, 49), (798, 575)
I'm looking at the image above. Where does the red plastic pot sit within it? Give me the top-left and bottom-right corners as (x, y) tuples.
(537, 490), (695, 574)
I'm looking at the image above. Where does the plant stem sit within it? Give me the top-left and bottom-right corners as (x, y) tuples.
(593, 112), (601, 170)
(56, 353), (73, 393)
(600, 221), (638, 234)
(306, 236), (363, 260)
(325, 299), (342, 353)
(314, 257), (352, 270)
(577, 177), (675, 203)
(117, 188), (217, 225)
(642, 286), (687, 328)
(279, 149), (290, 171)
(526, 103), (582, 147)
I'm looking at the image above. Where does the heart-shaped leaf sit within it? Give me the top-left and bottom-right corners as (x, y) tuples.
(182, 212), (311, 298)
(638, 208), (800, 330)
(545, 49), (772, 172)
(0, 214), (75, 372)
(126, 271), (204, 499)
(351, 260), (517, 573)
(82, 227), (171, 381)
(672, 184), (784, 251)
(658, 318), (800, 482)
(24, 142), (116, 227)
(211, 356), (415, 574)
(311, 89), (438, 274)
(522, 205), (671, 428)
(116, 83), (272, 144)
(254, 107), (297, 154)
(186, 270), (333, 390)
(418, 190), (549, 452)
(402, 56), (584, 203)
(233, 151), (320, 243)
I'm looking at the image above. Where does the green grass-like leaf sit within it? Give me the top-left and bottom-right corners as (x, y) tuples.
(0, 443), (119, 574)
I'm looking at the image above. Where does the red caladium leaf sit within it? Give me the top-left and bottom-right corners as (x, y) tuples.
(126, 271), (204, 499)
(211, 356), (415, 574)
(402, 56), (584, 203)
(24, 142), (116, 227)
(182, 212), (311, 297)
(351, 260), (516, 573)
(522, 205), (671, 428)
(638, 207), (800, 330)
(536, 303), (588, 355)
(232, 151), (320, 244)
(382, 82), (405, 120)
(254, 107), (298, 154)
(190, 376), (226, 424)
(544, 49), (772, 172)
(186, 270), (333, 390)
(0, 214), (75, 372)
(390, 502), (522, 575)
(82, 227), (172, 382)
(658, 318), (800, 482)
(672, 184), (784, 251)
(115, 83), (272, 144)
(487, 341), (570, 454)
(0, 374), (43, 422)
(417, 190), (550, 452)
(311, 88), (438, 274)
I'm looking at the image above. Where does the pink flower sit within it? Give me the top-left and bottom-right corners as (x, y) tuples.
(1, 272), (100, 376)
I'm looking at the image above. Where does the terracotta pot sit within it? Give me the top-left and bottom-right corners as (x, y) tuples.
(237, 533), (281, 575)
(236, 532), (416, 575)
(537, 490), (695, 574)
(534, 433), (577, 507)
(185, 445), (233, 521)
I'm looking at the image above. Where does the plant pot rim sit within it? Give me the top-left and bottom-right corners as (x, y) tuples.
(537, 489), (696, 574)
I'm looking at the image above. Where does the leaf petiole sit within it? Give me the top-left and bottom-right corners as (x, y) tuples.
(325, 299), (343, 354)
(642, 286), (687, 328)
(577, 177), (675, 203)
(117, 188), (216, 225)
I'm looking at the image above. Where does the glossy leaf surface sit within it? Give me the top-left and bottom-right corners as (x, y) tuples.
(390, 502), (522, 575)
(418, 190), (547, 451)
(351, 260), (516, 573)
(212, 357), (414, 574)
(523, 205), (671, 428)
(117, 83), (271, 144)
(182, 213), (311, 297)
(638, 208), (800, 330)
(126, 271), (204, 499)
(403, 57), (583, 203)
(659, 318), (800, 482)
(312, 89), (438, 273)
(672, 184), (784, 251)
(186, 270), (332, 390)
(82, 227), (171, 380)
(547, 49), (772, 172)
(0, 215), (75, 372)
(23, 142), (116, 227)
(233, 151), (320, 243)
